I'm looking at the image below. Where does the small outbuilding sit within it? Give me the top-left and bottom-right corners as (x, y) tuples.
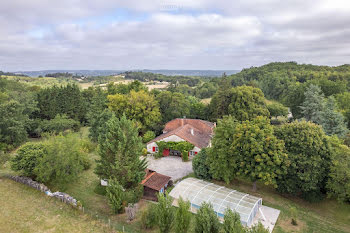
(169, 178), (265, 227)
(142, 169), (171, 201)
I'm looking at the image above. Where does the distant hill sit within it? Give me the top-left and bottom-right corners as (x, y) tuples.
(15, 69), (239, 77)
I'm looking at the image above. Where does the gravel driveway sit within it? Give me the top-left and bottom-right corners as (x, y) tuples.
(145, 156), (193, 181)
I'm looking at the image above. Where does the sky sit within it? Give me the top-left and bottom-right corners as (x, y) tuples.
(1, 0), (350, 71)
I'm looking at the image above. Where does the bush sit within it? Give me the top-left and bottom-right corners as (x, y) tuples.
(0, 151), (10, 167)
(94, 184), (107, 196)
(248, 222), (269, 233)
(11, 142), (46, 178)
(223, 208), (245, 233)
(143, 131), (155, 143)
(34, 133), (89, 189)
(175, 197), (191, 233)
(39, 114), (80, 135)
(80, 138), (95, 153)
(142, 148), (148, 156)
(192, 148), (212, 180)
(106, 178), (125, 214)
(194, 202), (220, 233)
(182, 151), (189, 162)
(141, 204), (158, 230)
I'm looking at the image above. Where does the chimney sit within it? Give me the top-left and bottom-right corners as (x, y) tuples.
(181, 118), (184, 126)
(191, 128), (194, 135)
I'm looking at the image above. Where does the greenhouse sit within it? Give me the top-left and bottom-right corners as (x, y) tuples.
(169, 177), (262, 226)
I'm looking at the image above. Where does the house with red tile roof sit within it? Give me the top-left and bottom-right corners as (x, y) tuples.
(146, 118), (215, 157)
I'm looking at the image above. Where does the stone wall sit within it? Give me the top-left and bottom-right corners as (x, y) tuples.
(5, 175), (78, 207)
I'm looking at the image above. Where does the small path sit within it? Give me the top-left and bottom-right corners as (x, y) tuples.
(145, 156), (193, 181)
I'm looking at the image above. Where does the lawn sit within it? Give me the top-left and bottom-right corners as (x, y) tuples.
(0, 178), (113, 233)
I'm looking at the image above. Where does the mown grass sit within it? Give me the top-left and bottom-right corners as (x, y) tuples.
(0, 178), (113, 233)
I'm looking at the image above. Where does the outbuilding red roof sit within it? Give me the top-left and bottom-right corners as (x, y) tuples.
(141, 169), (171, 191)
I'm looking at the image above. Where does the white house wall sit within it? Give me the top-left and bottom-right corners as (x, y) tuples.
(147, 135), (185, 153)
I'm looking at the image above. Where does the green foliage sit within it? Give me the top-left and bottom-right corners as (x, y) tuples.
(156, 91), (190, 123)
(95, 115), (146, 189)
(174, 197), (191, 233)
(143, 131), (156, 143)
(0, 151), (10, 167)
(156, 141), (194, 162)
(39, 114), (80, 135)
(335, 92), (350, 128)
(248, 222), (269, 233)
(289, 206), (298, 225)
(35, 83), (87, 122)
(106, 178), (125, 214)
(89, 109), (114, 142)
(34, 133), (90, 189)
(267, 101), (289, 118)
(11, 142), (46, 178)
(140, 204), (158, 230)
(326, 138), (350, 202)
(274, 121), (332, 199)
(209, 86), (269, 121)
(300, 84), (325, 124)
(208, 116), (238, 183)
(320, 97), (347, 137)
(222, 208), (245, 233)
(107, 90), (161, 133)
(192, 148), (212, 180)
(156, 192), (174, 233)
(86, 87), (107, 127)
(194, 202), (220, 233)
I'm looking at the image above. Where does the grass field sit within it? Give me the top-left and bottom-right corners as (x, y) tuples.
(0, 178), (113, 233)
(1, 128), (350, 233)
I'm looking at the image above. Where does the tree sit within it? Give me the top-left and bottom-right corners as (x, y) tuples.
(39, 114), (80, 135)
(143, 131), (156, 143)
(208, 116), (238, 183)
(174, 197), (191, 233)
(34, 133), (89, 189)
(156, 91), (190, 123)
(335, 92), (350, 128)
(222, 208), (245, 233)
(299, 84), (325, 124)
(326, 138), (350, 202)
(106, 178), (125, 214)
(89, 109), (114, 142)
(156, 192), (174, 233)
(267, 101), (289, 118)
(194, 202), (220, 233)
(320, 97), (347, 137)
(108, 90), (161, 133)
(95, 115), (146, 189)
(248, 222), (269, 233)
(11, 142), (46, 178)
(209, 86), (269, 121)
(274, 121), (332, 200)
(232, 117), (288, 191)
(86, 87), (107, 126)
(192, 148), (212, 180)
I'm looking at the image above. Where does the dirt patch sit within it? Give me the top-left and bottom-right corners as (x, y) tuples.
(278, 218), (305, 232)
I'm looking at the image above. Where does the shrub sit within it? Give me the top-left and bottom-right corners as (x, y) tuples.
(11, 142), (46, 178)
(34, 134), (89, 189)
(94, 184), (107, 196)
(248, 222), (269, 233)
(142, 148), (148, 156)
(194, 202), (220, 233)
(192, 148), (212, 180)
(106, 178), (125, 214)
(223, 208), (245, 233)
(39, 114), (80, 135)
(175, 197), (191, 233)
(0, 151), (10, 167)
(141, 204), (158, 229)
(143, 131), (155, 143)
(156, 192), (174, 233)
(80, 138), (95, 153)
(289, 206), (298, 226)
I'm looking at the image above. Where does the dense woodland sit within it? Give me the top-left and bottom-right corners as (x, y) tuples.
(1, 62), (350, 232)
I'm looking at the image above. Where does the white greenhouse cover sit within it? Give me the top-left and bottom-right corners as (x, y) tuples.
(169, 177), (262, 226)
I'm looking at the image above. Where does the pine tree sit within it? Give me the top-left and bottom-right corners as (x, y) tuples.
(320, 96), (347, 137)
(223, 209), (245, 233)
(174, 197), (191, 233)
(300, 84), (325, 124)
(156, 192), (174, 233)
(95, 114), (146, 189)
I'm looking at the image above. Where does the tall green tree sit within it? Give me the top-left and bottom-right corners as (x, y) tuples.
(106, 178), (125, 214)
(156, 192), (174, 233)
(274, 121), (332, 200)
(174, 197), (191, 233)
(156, 91), (190, 123)
(192, 148), (212, 180)
(320, 97), (347, 137)
(89, 109), (114, 142)
(95, 115), (146, 189)
(300, 84), (324, 124)
(194, 202), (220, 233)
(108, 90), (161, 133)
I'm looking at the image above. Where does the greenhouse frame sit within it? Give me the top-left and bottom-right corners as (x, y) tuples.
(169, 177), (262, 226)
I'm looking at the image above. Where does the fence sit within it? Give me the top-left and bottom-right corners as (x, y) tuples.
(3, 175), (142, 233)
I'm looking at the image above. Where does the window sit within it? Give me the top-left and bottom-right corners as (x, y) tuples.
(189, 151), (195, 156)
(155, 147), (159, 152)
